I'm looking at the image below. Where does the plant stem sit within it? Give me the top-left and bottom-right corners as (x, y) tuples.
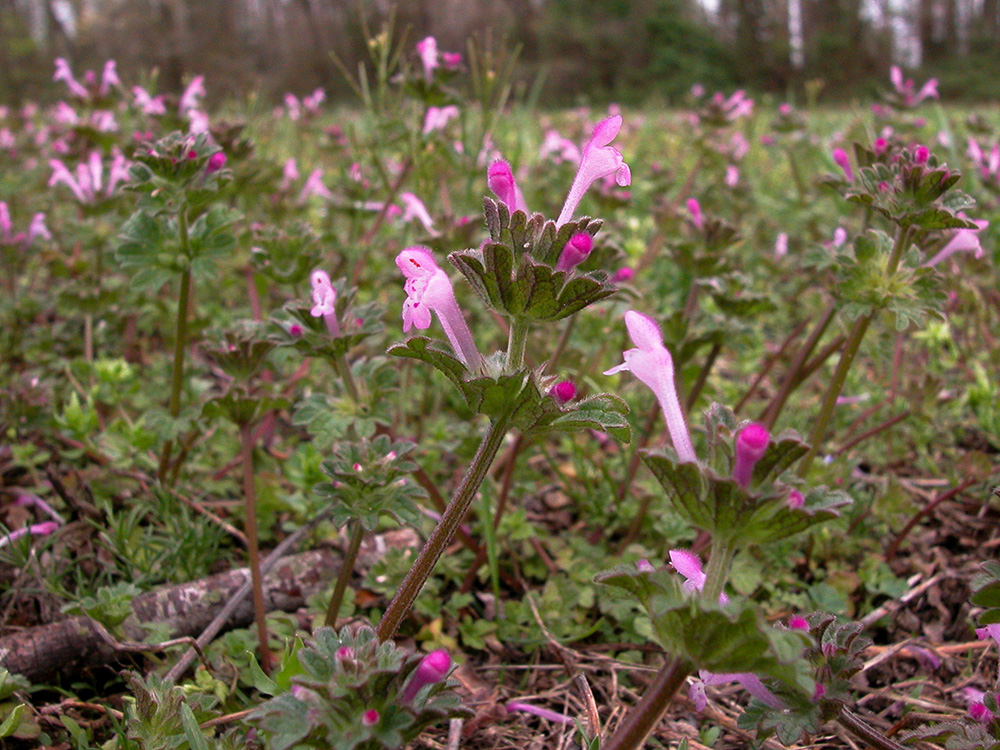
(800, 226), (912, 476)
(333, 354), (361, 403)
(702, 539), (736, 604)
(837, 708), (910, 750)
(798, 312), (873, 476)
(324, 519), (365, 627)
(239, 422), (274, 674)
(375, 419), (508, 641)
(601, 656), (693, 750)
(506, 317), (529, 371)
(760, 302), (836, 429)
(158, 210), (194, 484)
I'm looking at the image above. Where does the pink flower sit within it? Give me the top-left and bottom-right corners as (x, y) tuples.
(400, 648), (451, 703)
(298, 169), (333, 202)
(206, 152), (226, 173)
(506, 701), (575, 724)
(99, 60), (120, 96)
(53, 102), (78, 126)
(725, 165), (740, 187)
(49, 149), (130, 204)
(733, 422), (769, 489)
(786, 489), (804, 509)
(551, 380), (577, 403)
(604, 311), (696, 463)
(396, 247), (481, 369)
(0, 521), (59, 549)
(361, 709), (380, 726)
(691, 670), (782, 711)
(0, 204), (50, 249)
(180, 75), (206, 114)
(669, 549), (729, 605)
(612, 266), (634, 283)
(832, 148), (853, 181)
(399, 192), (437, 235)
(310, 270), (341, 337)
(487, 159), (529, 214)
(303, 88), (326, 113)
(890, 66), (939, 107)
(539, 130), (581, 164)
(774, 232), (789, 259)
(556, 115), (631, 226)
(132, 86), (167, 115)
(442, 52), (462, 69)
(686, 198), (703, 230)
(555, 232), (593, 272)
(53, 58), (88, 99)
(280, 158), (300, 192)
(924, 217), (988, 266)
(416, 37), (439, 82)
(423, 105), (460, 135)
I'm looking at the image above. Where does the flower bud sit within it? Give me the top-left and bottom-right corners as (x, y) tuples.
(400, 648), (451, 704)
(733, 422), (769, 489)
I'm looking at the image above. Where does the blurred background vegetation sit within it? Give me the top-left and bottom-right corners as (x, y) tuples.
(1, 0), (999, 107)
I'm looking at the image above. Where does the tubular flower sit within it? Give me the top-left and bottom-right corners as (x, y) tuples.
(399, 648), (451, 704)
(733, 422), (770, 489)
(925, 217), (989, 267)
(310, 270), (341, 337)
(556, 115), (631, 226)
(53, 58), (88, 98)
(832, 148), (854, 181)
(396, 247), (481, 369)
(555, 232), (593, 272)
(415, 37), (439, 83)
(487, 159), (529, 214)
(604, 310), (696, 463)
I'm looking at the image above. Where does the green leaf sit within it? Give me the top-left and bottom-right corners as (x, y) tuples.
(0, 705), (24, 740)
(180, 703), (210, 750)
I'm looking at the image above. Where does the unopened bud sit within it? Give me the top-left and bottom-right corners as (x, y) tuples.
(733, 422), (769, 489)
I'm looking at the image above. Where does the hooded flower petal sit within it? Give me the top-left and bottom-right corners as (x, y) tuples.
(604, 311), (696, 462)
(557, 115), (631, 226)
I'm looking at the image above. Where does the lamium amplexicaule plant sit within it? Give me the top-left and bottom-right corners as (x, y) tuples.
(0, 24), (998, 750)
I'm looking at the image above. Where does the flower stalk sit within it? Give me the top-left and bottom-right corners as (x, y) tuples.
(799, 226), (911, 475)
(375, 419), (509, 641)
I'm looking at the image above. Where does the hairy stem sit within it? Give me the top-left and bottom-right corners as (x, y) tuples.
(837, 708), (910, 750)
(239, 423), (273, 674)
(324, 519), (365, 627)
(602, 656), (693, 750)
(760, 302), (835, 429)
(800, 227), (911, 475)
(158, 210), (193, 484)
(375, 419), (508, 641)
(506, 317), (529, 371)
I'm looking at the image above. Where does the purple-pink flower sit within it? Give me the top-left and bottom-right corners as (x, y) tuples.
(53, 58), (89, 99)
(925, 217), (988, 267)
(396, 247), (481, 369)
(49, 149), (130, 204)
(0, 203), (50, 249)
(398, 192), (438, 235)
(604, 311), (696, 463)
(890, 66), (939, 108)
(487, 159), (529, 214)
(556, 115), (631, 226)
(733, 422), (769, 489)
(423, 105), (460, 135)
(555, 232), (593, 272)
(832, 148), (854, 181)
(310, 270), (341, 337)
(416, 37), (439, 83)
(400, 648), (451, 703)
